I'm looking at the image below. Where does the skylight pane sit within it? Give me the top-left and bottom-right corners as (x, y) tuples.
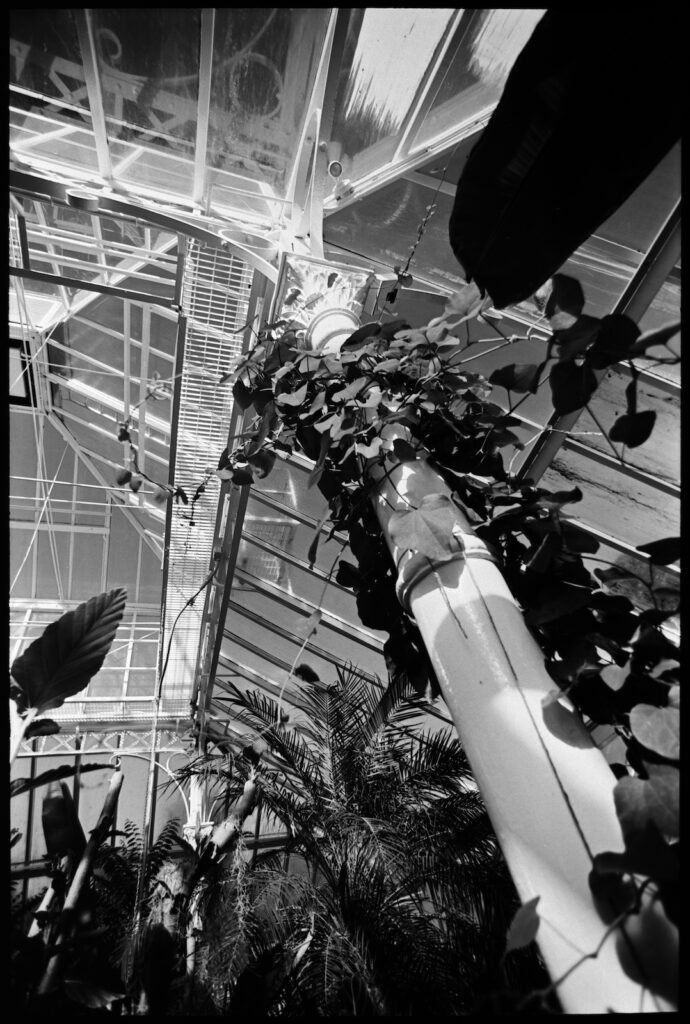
(411, 9), (544, 151)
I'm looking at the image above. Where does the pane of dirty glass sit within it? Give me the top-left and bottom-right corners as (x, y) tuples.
(10, 10), (87, 109)
(330, 9), (453, 180)
(91, 9), (200, 153)
(411, 9), (544, 151)
(10, 107), (100, 175)
(208, 9), (331, 197)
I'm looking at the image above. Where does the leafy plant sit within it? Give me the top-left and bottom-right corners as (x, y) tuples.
(9, 588), (127, 762)
(207, 272), (678, 1001)
(181, 664), (553, 1014)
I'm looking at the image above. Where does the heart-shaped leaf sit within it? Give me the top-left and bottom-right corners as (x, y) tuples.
(10, 589), (127, 714)
(629, 704), (679, 761)
(232, 379), (255, 411)
(586, 314), (640, 369)
(389, 493), (462, 561)
(549, 360), (598, 414)
(504, 896), (541, 955)
(614, 764), (679, 841)
(636, 537), (681, 565)
(489, 363), (540, 393)
(609, 410), (656, 448)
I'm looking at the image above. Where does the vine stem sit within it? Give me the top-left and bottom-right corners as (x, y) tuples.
(514, 879), (656, 1012)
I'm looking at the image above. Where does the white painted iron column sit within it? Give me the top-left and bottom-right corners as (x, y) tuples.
(371, 446), (677, 1013)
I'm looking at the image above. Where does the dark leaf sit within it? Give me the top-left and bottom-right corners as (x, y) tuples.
(541, 274), (584, 319)
(42, 780), (86, 856)
(629, 704), (679, 761)
(624, 378), (637, 417)
(628, 320), (680, 357)
(247, 449), (276, 479)
(549, 360), (598, 414)
(307, 512), (330, 568)
(489, 363), (540, 393)
(335, 560), (361, 588)
(11, 763), (109, 798)
(232, 379), (255, 411)
(10, 589), (127, 714)
(525, 532), (561, 573)
(392, 438), (419, 462)
(586, 314), (640, 369)
(560, 523), (600, 553)
(217, 448), (231, 471)
(232, 466), (254, 485)
(116, 425), (131, 443)
(379, 318), (411, 341)
(340, 322), (381, 352)
(25, 718), (60, 739)
(593, 820), (679, 888)
(115, 469), (132, 486)
(524, 581), (592, 625)
(588, 867), (637, 921)
(174, 486), (189, 505)
(10, 829), (22, 848)
(551, 314), (601, 361)
(614, 763), (679, 841)
(609, 410), (656, 448)
(636, 537), (680, 565)
(504, 896), (540, 954)
(129, 476), (142, 493)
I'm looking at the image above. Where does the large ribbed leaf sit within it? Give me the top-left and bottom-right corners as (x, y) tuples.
(10, 588), (127, 714)
(10, 763), (109, 798)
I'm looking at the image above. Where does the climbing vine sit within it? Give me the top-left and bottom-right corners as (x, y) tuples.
(203, 275), (679, 945)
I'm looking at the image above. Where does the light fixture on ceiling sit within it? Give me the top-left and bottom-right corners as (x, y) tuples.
(271, 253), (377, 355)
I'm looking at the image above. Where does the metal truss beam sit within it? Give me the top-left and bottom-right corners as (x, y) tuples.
(15, 729), (189, 758)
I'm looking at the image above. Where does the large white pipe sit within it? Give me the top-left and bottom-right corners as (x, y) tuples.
(371, 442), (676, 1013)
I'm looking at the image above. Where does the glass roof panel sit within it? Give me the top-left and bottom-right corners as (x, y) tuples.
(541, 448), (680, 555)
(10, 106), (101, 177)
(91, 9), (201, 151)
(573, 371), (679, 485)
(207, 9), (331, 197)
(330, 9), (453, 179)
(10, 10), (87, 110)
(411, 9), (544, 152)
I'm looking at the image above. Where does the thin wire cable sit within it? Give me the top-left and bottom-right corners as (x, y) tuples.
(10, 446), (69, 594)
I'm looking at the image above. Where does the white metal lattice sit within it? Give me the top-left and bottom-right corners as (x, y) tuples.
(161, 241), (252, 706)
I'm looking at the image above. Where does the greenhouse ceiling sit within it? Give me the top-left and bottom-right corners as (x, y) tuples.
(9, 8), (679, 757)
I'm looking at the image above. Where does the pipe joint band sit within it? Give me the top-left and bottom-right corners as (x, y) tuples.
(395, 535), (497, 613)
